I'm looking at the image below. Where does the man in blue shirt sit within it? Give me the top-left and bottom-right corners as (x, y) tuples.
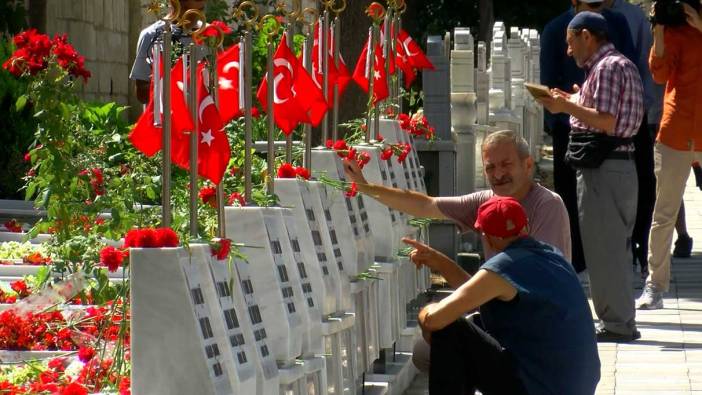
(540, 0), (637, 277)
(406, 196), (600, 395)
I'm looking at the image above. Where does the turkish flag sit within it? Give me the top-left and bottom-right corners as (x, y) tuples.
(352, 38), (389, 105)
(129, 58), (193, 167)
(195, 64), (231, 185)
(216, 43), (243, 124)
(311, 22), (337, 108)
(257, 32), (327, 135)
(397, 29), (435, 71)
(395, 38), (417, 89)
(335, 53), (352, 97)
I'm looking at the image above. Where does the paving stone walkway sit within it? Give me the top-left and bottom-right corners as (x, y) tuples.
(405, 171), (702, 394)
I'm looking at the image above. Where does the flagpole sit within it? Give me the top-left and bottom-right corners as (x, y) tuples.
(262, 15), (279, 196)
(162, 21), (173, 228)
(320, 1), (332, 144)
(152, 43), (162, 127)
(212, 53), (227, 239)
(280, 0), (300, 163)
(301, 8), (317, 170)
(331, 0), (346, 142)
(236, 2), (258, 204)
(394, 0), (405, 113)
(365, 25), (375, 144)
(179, 7), (208, 238)
(188, 43), (199, 238)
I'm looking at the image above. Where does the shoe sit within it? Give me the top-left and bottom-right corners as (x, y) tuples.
(673, 235), (693, 258)
(636, 283), (664, 310)
(693, 163), (702, 190)
(596, 328), (641, 343)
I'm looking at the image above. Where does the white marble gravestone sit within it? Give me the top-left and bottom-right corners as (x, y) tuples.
(275, 178), (339, 318)
(225, 207), (303, 362)
(349, 146), (401, 262)
(180, 245), (241, 395)
(309, 148), (372, 276)
(130, 248), (221, 395)
(190, 244), (268, 395)
(278, 208), (324, 356)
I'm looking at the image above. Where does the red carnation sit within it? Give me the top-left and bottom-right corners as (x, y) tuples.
(227, 192), (246, 206)
(48, 357), (66, 372)
(60, 382), (88, 395)
(77, 346), (96, 362)
(380, 147), (393, 161)
(277, 162), (297, 178)
(295, 166), (311, 180)
(99, 246), (124, 272)
(333, 140), (349, 157)
(119, 377), (131, 395)
(4, 219), (22, 233)
(345, 182), (358, 198)
(347, 147), (358, 162)
(398, 113), (411, 130)
(156, 227), (180, 247)
(123, 229), (140, 248)
(136, 228), (159, 248)
(358, 152), (371, 165)
(199, 186), (217, 208)
(10, 280), (30, 298)
(325, 139), (333, 149)
(210, 238), (232, 260)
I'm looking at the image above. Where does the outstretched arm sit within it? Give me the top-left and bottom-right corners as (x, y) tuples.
(343, 158), (447, 219)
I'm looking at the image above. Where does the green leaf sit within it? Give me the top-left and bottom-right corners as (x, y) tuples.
(111, 207), (121, 227)
(15, 94), (27, 112)
(35, 266), (50, 287)
(25, 181), (37, 200)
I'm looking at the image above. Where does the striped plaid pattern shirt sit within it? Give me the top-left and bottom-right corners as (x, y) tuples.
(570, 43), (644, 143)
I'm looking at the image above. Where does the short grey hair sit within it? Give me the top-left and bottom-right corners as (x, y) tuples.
(481, 130), (531, 159)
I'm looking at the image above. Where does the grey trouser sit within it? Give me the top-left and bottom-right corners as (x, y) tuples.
(577, 158), (638, 335)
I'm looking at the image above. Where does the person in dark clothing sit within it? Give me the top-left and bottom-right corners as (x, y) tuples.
(540, 0), (638, 275)
(407, 196), (600, 395)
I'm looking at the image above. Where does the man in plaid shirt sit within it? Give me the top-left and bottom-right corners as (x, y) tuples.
(539, 11), (644, 343)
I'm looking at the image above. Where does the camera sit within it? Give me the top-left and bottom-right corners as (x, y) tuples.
(650, 0), (701, 27)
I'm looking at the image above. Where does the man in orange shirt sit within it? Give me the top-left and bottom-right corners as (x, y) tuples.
(637, 2), (702, 309)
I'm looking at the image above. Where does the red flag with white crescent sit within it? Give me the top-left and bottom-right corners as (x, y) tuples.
(129, 57), (193, 167)
(397, 29), (435, 71)
(352, 38), (389, 105)
(195, 64), (231, 185)
(216, 43), (243, 124)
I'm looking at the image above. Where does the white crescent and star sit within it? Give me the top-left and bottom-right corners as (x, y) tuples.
(218, 77), (233, 90)
(199, 95), (215, 123)
(402, 37), (419, 57)
(272, 58), (295, 104)
(200, 130), (214, 146)
(223, 61), (239, 74)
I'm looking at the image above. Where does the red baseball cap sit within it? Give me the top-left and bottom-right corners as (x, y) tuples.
(474, 196), (528, 238)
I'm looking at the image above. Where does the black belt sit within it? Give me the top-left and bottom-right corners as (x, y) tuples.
(606, 151), (635, 160)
